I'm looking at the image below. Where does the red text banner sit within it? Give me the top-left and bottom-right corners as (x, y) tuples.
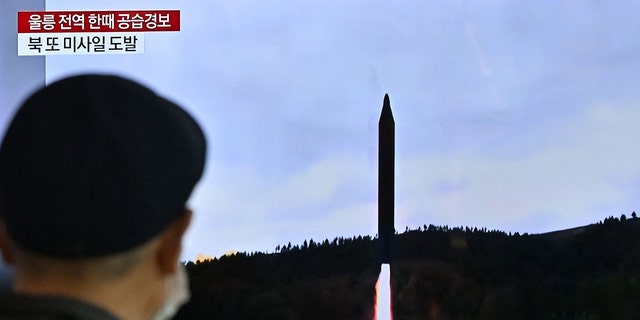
(18, 10), (180, 33)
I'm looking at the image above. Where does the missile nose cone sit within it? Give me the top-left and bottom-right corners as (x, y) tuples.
(380, 94), (394, 122)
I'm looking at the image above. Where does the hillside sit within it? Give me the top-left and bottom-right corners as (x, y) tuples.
(173, 216), (640, 319)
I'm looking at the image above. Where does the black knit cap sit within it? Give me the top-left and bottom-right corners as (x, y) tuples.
(0, 74), (206, 258)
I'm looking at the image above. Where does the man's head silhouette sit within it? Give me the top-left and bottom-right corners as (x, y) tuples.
(0, 74), (206, 320)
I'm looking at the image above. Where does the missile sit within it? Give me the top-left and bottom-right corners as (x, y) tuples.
(378, 94), (395, 264)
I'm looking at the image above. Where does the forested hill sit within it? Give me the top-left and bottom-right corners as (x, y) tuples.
(174, 215), (640, 319)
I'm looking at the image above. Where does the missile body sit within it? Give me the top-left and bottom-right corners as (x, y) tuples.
(378, 94), (395, 264)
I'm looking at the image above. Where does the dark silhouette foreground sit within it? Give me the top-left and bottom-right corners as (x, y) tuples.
(175, 216), (640, 319)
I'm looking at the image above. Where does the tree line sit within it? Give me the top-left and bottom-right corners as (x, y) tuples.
(174, 214), (640, 319)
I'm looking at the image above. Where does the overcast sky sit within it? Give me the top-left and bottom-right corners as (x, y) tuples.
(4, 0), (640, 261)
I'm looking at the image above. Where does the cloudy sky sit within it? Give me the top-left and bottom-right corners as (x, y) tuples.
(3, 0), (640, 261)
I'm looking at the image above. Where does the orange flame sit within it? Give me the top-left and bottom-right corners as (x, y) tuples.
(374, 263), (392, 320)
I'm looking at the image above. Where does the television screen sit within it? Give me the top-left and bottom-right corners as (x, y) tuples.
(2, 0), (640, 265)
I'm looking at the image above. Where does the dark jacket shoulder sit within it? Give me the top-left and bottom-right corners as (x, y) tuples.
(0, 293), (119, 320)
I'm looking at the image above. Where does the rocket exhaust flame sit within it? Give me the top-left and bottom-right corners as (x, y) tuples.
(374, 263), (392, 320)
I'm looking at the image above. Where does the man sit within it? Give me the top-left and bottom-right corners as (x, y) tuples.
(0, 74), (206, 320)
